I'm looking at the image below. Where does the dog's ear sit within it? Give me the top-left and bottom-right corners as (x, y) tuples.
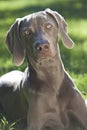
(45, 8), (74, 49)
(6, 18), (25, 66)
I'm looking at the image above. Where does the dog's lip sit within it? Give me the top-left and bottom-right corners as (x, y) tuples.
(36, 53), (57, 63)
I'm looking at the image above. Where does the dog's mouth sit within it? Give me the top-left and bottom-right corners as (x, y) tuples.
(35, 54), (58, 68)
(37, 49), (53, 60)
(39, 54), (56, 60)
(35, 50), (57, 65)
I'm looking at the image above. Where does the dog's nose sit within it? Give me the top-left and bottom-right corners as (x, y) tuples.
(35, 40), (52, 59)
(36, 43), (50, 52)
(35, 40), (50, 52)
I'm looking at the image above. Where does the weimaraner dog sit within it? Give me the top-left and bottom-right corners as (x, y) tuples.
(0, 8), (87, 130)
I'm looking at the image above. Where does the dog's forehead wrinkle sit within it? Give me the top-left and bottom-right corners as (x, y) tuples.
(21, 15), (32, 29)
(31, 12), (49, 24)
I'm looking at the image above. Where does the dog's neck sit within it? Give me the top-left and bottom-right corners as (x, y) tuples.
(27, 51), (64, 93)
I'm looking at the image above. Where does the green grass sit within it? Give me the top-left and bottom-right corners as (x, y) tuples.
(0, 0), (87, 129)
(0, 116), (16, 130)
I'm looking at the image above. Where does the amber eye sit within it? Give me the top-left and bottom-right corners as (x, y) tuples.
(46, 23), (52, 29)
(24, 30), (29, 35)
(24, 29), (32, 36)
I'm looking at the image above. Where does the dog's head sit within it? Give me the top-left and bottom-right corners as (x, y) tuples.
(6, 8), (74, 66)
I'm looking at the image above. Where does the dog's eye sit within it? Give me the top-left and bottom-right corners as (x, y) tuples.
(24, 30), (30, 35)
(46, 23), (52, 29)
(24, 30), (32, 37)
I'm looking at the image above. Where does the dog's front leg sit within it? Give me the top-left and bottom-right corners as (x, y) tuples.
(27, 92), (47, 130)
(69, 90), (87, 130)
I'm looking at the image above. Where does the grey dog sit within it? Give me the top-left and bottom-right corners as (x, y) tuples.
(0, 9), (87, 130)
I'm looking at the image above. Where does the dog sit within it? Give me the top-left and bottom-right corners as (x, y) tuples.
(0, 8), (87, 130)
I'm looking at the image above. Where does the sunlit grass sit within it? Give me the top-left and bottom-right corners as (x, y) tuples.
(68, 19), (87, 40)
(69, 72), (87, 93)
(0, 116), (16, 130)
(0, 1), (31, 10)
(0, 0), (69, 11)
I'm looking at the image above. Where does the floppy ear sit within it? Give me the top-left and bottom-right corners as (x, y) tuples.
(6, 18), (25, 66)
(45, 8), (74, 49)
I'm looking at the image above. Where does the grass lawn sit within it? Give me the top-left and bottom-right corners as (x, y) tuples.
(0, 0), (87, 129)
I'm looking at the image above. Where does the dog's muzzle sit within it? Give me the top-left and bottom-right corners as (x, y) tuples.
(35, 40), (52, 59)
(35, 40), (52, 60)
